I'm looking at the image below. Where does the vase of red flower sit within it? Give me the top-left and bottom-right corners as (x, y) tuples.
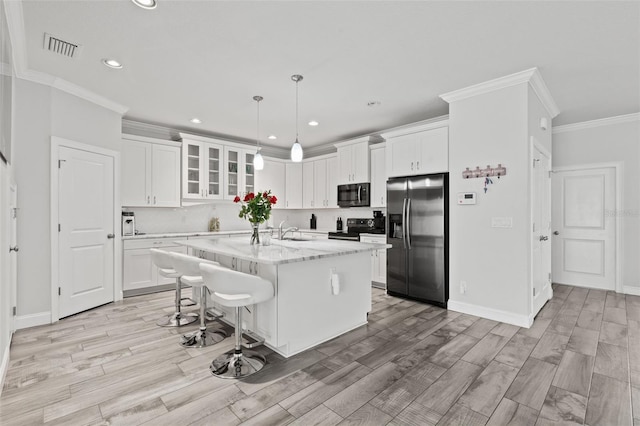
(233, 190), (278, 245)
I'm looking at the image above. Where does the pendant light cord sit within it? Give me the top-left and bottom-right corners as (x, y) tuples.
(256, 98), (261, 150)
(295, 79), (299, 140)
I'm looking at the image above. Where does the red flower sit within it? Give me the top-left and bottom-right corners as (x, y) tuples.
(269, 195), (277, 205)
(263, 191), (268, 198)
(244, 192), (255, 202)
(233, 195), (241, 203)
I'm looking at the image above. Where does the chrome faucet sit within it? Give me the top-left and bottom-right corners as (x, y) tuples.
(278, 220), (298, 240)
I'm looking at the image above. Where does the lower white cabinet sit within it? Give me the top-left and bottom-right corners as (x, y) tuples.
(123, 238), (187, 296)
(360, 234), (386, 286)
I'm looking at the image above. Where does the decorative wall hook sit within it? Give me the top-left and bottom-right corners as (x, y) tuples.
(461, 163), (507, 179)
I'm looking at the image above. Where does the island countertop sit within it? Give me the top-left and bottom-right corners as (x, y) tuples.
(175, 236), (390, 265)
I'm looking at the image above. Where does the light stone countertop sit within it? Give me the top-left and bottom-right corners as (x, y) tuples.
(175, 236), (390, 265)
(121, 230), (252, 240)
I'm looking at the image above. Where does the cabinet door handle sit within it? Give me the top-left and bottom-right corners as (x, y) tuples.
(381, 196), (384, 204)
(153, 196), (156, 204)
(411, 162), (414, 170)
(417, 161), (420, 170)
(147, 196), (150, 204)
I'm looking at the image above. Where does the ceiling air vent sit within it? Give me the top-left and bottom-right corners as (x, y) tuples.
(43, 33), (81, 58)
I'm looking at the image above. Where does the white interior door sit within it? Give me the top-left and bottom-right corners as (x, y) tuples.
(552, 167), (616, 290)
(532, 142), (552, 315)
(9, 183), (17, 331)
(58, 146), (115, 318)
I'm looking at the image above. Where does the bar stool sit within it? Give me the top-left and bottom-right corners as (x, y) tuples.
(169, 252), (228, 348)
(151, 249), (198, 327)
(199, 262), (274, 379)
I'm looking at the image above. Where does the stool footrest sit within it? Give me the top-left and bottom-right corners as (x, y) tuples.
(205, 308), (225, 321)
(241, 330), (265, 349)
(180, 297), (197, 307)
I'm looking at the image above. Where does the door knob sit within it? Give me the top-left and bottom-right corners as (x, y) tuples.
(539, 235), (549, 241)
(553, 231), (559, 235)
(107, 234), (115, 239)
(9, 246), (18, 252)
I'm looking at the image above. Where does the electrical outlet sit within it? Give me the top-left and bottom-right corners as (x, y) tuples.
(460, 281), (467, 294)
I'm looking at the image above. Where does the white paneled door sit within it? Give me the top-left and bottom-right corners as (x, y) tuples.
(9, 183), (17, 332)
(58, 146), (115, 318)
(552, 167), (616, 290)
(531, 142), (552, 316)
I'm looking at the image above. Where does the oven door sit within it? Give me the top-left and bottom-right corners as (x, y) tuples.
(337, 183), (370, 207)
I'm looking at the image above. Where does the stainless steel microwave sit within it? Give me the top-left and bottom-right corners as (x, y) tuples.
(337, 183), (370, 207)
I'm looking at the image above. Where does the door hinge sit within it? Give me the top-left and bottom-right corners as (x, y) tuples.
(533, 287), (536, 296)
(58, 224), (61, 232)
(58, 287), (61, 296)
(58, 159), (66, 168)
(12, 306), (16, 316)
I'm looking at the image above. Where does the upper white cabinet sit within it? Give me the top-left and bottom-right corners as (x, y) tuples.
(224, 146), (255, 200)
(302, 161), (314, 208)
(285, 162), (303, 209)
(122, 135), (181, 207)
(383, 123), (448, 178)
(314, 155), (338, 208)
(255, 158), (286, 209)
(335, 138), (370, 184)
(370, 144), (386, 208)
(182, 139), (223, 200)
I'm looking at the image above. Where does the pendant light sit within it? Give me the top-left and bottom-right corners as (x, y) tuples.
(290, 74), (304, 162)
(252, 95), (264, 170)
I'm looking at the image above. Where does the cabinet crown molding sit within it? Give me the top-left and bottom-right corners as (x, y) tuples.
(122, 133), (181, 147)
(439, 67), (559, 118)
(333, 136), (371, 149)
(381, 118), (449, 140)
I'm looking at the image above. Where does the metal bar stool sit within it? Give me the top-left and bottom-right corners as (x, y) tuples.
(199, 262), (274, 379)
(151, 249), (198, 327)
(169, 252), (228, 348)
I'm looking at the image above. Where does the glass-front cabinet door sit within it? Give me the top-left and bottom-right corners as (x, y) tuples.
(205, 144), (222, 199)
(182, 140), (204, 199)
(224, 146), (241, 200)
(244, 151), (255, 196)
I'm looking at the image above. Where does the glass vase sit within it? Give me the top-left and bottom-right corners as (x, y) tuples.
(250, 222), (260, 245)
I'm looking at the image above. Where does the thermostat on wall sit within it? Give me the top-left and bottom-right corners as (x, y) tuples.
(458, 192), (476, 205)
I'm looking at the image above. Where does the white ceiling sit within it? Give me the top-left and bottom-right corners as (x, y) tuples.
(15, 0), (640, 149)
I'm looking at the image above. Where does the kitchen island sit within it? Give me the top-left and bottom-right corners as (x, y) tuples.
(176, 236), (390, 358)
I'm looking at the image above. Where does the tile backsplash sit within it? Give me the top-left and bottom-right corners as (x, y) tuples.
(125, 203), (386, 235)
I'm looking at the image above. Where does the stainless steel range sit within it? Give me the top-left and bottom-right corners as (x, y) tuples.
(328, 217), (385, 241)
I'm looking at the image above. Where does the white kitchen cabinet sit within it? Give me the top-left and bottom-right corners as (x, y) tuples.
(335, 138), (370, 184)
(285, 162), (303, 209)
(122, 136), (181, 207)
(123, 238), (187, 296)
(360, 234), (386, 287)
(255, 158), (286, 209)
(302, 161), (314, 208)
(182, 138), (223, 200)
(314, 158), (327, 208)
(370, 144), (386, 208)
(224, 146), (256, 200)
(385, 126), (448, 178)
(327, 156), (338, 208)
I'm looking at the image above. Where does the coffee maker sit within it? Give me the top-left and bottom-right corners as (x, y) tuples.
(373, 210), (385, 231)
(122, 211), (135, 236)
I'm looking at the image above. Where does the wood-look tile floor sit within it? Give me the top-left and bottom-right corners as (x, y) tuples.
(1, 284), (638, 425)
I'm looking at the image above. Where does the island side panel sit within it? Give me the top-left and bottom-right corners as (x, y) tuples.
(274, 252), (372, 357)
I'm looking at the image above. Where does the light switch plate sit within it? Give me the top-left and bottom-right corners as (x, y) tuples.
(491, 217), (513, 228)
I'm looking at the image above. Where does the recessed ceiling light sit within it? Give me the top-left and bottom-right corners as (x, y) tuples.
(367, 101), (381, 107)
(131, 0), (157, 10)
(190, 118), (202, 124)
(268, 135), (277, 140)
(102, 58), (122, 69)
(308, 121), (319, 126)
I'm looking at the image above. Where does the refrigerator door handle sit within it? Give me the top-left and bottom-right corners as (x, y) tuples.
(406, 198), (412, 249)
(357, 185), (361, 203)
(402, 197), (407, 249)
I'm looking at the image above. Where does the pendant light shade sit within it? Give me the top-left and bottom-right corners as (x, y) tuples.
(290, 74), (304, 162)
(252, 95), (264, 171)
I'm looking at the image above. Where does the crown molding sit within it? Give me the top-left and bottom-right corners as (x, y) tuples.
(553, 112), (640, 134)
(123, 119), (181, 141)
(3, 0), (128, 115)
(440, 68), (559, 118)
(380, 115), (449, 140)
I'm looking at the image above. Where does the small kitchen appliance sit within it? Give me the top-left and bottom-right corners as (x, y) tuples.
(337, 183), (370, 207)
(122, 211), (135, 236)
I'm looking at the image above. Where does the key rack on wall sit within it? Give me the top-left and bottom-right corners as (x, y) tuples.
(462, 164), (507, 179)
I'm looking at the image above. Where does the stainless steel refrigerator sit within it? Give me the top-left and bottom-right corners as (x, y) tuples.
(387, 174), (448, 307)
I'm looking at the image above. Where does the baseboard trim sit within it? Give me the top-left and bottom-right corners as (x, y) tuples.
(447, 300), (533, 328)
(0, 336), (11, 397)
(624, 286), (640, 296)
(15, 312), (51, 330)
